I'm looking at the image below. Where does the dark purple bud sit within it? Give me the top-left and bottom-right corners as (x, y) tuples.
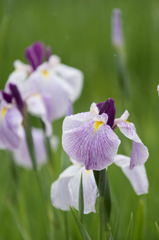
(25, 42), (44, 70)
(33, 42), (44, 64)
(97, 98), (116, 128)
(2, 91), (13, 103)
(9, 83), (24, 115)
(46, 46), (52, 61)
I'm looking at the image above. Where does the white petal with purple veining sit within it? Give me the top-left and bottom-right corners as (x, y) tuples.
(63, 116), (121, 170)
(114, 154), (149, 195)
(117, 121), (149, 169)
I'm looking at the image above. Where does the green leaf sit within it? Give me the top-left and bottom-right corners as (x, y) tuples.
(7, 200), (31, 240)
(78, 174), (84, 223)
(133, 200), (144, 240)
(94, 169), (112, 240)
(70, 207), (91, 240)
(97, 169), (111, 222)
(125, 212), (133, 240)
(155, 222), (159, 239)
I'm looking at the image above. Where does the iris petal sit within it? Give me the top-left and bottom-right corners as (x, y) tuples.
(62, 114), (120, 170)
(117, 121), (149, 169)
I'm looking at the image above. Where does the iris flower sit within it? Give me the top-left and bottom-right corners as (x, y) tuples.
(51, 160), (98, 214)
(26, 44), (83, 121)
(51, 154), (148, 214)
(7, 42), (83, 122)
(62, 98), (149, 171)
(0, 84), (55, 168)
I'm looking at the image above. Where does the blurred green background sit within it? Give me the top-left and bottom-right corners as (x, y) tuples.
(0, 0), (159, 239)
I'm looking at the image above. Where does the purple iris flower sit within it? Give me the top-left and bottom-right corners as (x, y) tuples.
(62, 98), (149, 171)
(0, 101), (23, 150)
(2, 83), (24, 115)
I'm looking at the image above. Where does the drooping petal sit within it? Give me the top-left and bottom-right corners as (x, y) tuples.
(51, 165), (81, 211)
(13, 128), (48, 168)
(117, 121), (149, 169)
(52, 63), (84, 102)
(28, 68), (70, 121)
(82, 168), (98, 213)
(26, 94), (46, 116)
(114, 154), (149, 195)
(69, 167), (98, 214)
(0, 106), (23, 150)
(51, 164), (97, 213)
(62, 114), (121, 170)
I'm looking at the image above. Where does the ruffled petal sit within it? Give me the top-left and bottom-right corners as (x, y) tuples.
(53, 63), (83, 102)
(63, 112), (94, 132)
(62, 117), (120, 170)
(117, 121), (149, 169)
(28, 70), (70, 121)
(114, 154), (149, 195)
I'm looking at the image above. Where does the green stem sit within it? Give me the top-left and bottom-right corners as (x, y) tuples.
(23, 109), (37, 171)
(97, 169), (112, 240)
(35, 172), (50, 240)
(64, 212), (69, 240)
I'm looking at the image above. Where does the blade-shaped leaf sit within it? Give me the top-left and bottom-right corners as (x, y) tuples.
(79, 174), (84, 223)
(70, 207), (91, 240)
(133, 200), (144, 240)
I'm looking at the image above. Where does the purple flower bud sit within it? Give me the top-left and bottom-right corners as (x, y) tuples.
(46, 46), (52, 61)
(97, 98), (116, 128)
(26, 42), (44, 70)
(9, 83), (24, 115)
(112, 9), (124, 47)
(2, 91), (13, 103)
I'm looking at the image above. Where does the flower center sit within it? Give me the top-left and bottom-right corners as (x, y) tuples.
(94, 121), (103, 133)
(1, 107), (7, 118)
(42, 70), (49, 79)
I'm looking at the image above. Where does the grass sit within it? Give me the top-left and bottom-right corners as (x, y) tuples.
(0, 0), (159, 239)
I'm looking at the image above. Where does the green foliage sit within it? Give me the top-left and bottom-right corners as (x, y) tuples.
(0, 0), (158, 239)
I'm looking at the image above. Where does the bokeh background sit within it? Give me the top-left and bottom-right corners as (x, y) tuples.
(0, 0), (159, 239)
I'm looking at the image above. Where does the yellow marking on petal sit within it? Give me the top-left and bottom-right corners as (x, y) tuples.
(33, 93), (41, 98)
(1, 107), (7, 118)
(125, 120), (130, 124)
(42, 70), (49, 79)
(94, 121), (103, 133)
(86, 170), (91, 175)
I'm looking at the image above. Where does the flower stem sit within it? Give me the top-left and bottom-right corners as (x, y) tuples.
(97, 169), (111, 240)
(23, 107), (37, 171)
